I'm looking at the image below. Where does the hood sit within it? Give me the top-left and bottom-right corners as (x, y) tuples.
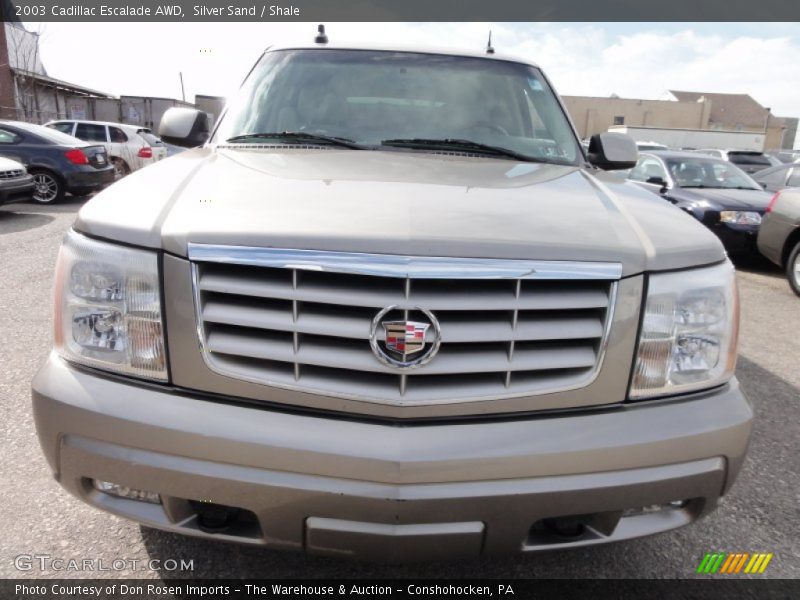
(75, 147), (726, 276)
(673, 187), (774, 211)
(0, 156), (25, 171)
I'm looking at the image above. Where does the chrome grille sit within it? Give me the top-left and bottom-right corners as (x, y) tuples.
(189, 246), (621, 405)
(0, 169), (25, 180)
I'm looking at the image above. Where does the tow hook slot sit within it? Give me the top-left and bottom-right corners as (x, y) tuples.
(190, 501), (240, 533)
(187, 500), (261, 539)
(529, 510), (623, 545)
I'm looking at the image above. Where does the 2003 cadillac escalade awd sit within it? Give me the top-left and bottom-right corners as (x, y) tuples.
(32, 40), (753, 562)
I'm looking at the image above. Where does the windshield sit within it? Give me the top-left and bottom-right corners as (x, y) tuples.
(665, 156), (761, 190)
(214, 49), (581, 164)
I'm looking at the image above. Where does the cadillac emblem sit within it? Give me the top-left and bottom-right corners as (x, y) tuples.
(369, 305), (441, 369)
(384, 321), (428, 354)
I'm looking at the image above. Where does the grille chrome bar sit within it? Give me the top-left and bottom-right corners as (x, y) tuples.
(188, 245), (623, 280)
(196, 271), (612, 310)
(190, 246), (621, 406)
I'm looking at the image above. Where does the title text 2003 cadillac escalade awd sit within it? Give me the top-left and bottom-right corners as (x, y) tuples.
(32, 41), (752, 562)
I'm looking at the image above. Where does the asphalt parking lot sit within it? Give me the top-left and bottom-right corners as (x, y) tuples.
(0, 196), (798, 580)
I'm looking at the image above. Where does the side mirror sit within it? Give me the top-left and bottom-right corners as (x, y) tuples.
(159, 107), (209, 148)
(759, 181), (768, 189)
(588, 133), (638, 170)
(646, 176), (668, 190)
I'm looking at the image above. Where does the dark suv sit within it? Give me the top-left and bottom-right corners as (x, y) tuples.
(695, 149), (773, 175)
(0, 121), (114, 203)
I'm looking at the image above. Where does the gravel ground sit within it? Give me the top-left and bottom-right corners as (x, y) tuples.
(0, 197), (797, 580)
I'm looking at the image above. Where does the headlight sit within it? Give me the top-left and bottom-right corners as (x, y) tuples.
(719, 211), (761, 225)
(54, 230), (167, 381)
(630, 262), (738, 399)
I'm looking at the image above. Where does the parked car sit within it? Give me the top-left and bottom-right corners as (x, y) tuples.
(628, 151), (772, 255)
(693, 149), (773, 174)
(766, 150), (800, 164)
(752, 162), (800, 192)
(0, 121), (114, 203)
(0, 155), (34, 206)
(763, 154), (785, 167)
(136, 129), (170, 159)
(32, 42), (751, 562)
(45, 120), (168, 178)
(757, 189), (800, 296)
(162, 142), (186, 157)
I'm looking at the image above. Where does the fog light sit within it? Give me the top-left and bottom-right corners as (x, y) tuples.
(93, 480), (160, 504)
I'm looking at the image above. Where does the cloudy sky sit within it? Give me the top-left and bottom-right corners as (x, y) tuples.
(23, 22), (800, 145)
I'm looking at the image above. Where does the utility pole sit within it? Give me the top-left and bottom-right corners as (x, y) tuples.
(764, 107), (771, 151)
(179, 72), (186, 102)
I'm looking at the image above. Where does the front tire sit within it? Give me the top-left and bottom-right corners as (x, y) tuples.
(787, 241), (800, 297)
(30, 170), (64, 204)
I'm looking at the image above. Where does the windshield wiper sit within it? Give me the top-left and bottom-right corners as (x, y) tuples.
(380, 138), (548, 163)
(225, 131), (366, 149)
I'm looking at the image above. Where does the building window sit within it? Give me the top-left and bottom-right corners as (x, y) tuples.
(613, 116), (625, 125)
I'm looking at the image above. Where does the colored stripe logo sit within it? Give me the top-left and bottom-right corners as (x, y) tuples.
(696, 552), (773, 574)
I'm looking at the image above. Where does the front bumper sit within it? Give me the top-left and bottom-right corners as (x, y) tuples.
(711, 222), (759, 256)
(32, 355), (753, 562)
(0, 174), (34, 205)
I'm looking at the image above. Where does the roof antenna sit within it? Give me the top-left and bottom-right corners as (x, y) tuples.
(486, 30), (495, 54)
(315, 24), (328, 44)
